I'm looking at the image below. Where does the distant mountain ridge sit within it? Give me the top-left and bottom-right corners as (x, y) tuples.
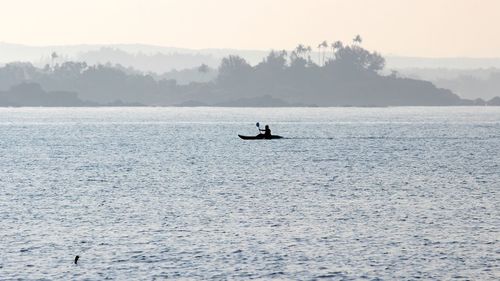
(3, 42), (500, 72)
(0, 42), (268, 70)
(1, 42), (499, 107)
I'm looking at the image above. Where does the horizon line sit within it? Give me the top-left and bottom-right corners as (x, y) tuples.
(2, 41), (500, 60)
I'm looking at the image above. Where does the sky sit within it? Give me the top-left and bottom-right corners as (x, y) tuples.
(0, 0), (499, 57)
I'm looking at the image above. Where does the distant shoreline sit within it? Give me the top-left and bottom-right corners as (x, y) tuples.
(0, 105), (498, 108)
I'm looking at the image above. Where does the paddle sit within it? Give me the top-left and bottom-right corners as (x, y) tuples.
(256, 122), (261, 134)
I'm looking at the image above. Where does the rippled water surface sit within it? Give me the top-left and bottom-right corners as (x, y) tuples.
(0, 107), (499, 280)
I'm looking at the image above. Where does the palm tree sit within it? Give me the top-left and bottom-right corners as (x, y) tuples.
(304, 46), (312, 63)
(317, 43), (322, 65)
(320, 40), (328, 65)
(331, 41), (343, 58)
(353, 35), (362, 45)
(50, 52), (58, 69)
(295, 44), (306, 58)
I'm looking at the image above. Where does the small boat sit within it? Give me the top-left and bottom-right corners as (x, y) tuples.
(238, 134), (283, 140)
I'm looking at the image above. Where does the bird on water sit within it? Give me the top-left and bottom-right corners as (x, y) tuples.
(74, 255), (80, 265)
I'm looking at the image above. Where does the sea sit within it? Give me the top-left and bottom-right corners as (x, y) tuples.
(0, 107), (498, 280)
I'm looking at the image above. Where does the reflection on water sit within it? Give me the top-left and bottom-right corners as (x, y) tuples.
(0, 107), (498, 279)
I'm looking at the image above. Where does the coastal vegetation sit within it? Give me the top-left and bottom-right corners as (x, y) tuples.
(0, 38), (497, 106)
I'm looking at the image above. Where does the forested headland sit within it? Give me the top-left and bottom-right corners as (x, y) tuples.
(1, 39), (498, 107)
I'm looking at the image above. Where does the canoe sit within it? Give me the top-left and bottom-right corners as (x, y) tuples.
(238, 134), (283, 140)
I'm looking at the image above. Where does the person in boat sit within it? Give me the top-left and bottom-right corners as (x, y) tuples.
(259, 125), (272, 139)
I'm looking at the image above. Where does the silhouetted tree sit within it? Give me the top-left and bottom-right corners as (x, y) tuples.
(294, 44), (307, 59)
(257, 50), (287, 71)
(51, 52), (59, 68)
(0, 42), (466, 107)
(217, 55), (252, 88)
(198, 63), (209, 73)
(320, 41), (328, 66)
(316, 43), (322, 65)
(305, 46), (312, 63)
(353, 35), (362, 45)
(332, 45), (385, 72)
(331, 41), (343, 59)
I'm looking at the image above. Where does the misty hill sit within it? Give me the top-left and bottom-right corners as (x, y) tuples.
(4, 42), (500, 73)
(386, 57), (500, 69)
(0, 83), (94, 107)
(396, 68), (500, 100)
(0, 42), (268, 71)
(0, 82), (146, 107)
(78, 48), (220, 74)
(434, 72), (500, 101)
(154, 65), (218, 84)
(394, 68), (499, 81)
(1, 42), (499, 107)
(4, 42), (500, 100)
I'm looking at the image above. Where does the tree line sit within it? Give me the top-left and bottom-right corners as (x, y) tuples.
(2, 37), (494, 106)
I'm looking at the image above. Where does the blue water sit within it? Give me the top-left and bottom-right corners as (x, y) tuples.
(0, 107), (498, 280)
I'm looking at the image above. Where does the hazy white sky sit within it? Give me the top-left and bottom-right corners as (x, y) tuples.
(1, 0), (499, 57)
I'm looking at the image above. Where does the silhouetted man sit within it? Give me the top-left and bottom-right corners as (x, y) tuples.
(260, 125), (272, 139)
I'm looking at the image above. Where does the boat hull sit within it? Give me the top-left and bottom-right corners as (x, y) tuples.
(238, 134), (283, 140)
